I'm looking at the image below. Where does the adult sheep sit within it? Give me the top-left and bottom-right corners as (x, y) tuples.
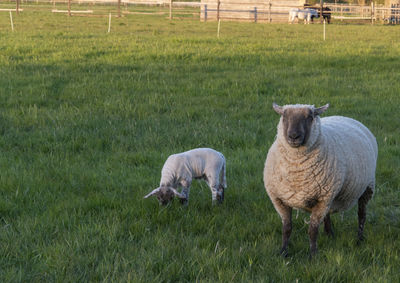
(263, 103), (378, 258)
(288, 8), (319, 24)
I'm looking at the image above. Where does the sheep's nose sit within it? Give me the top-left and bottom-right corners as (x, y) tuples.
(289, 132), (301, 140)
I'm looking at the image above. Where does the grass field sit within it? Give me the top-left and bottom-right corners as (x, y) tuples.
(0, 5), (399, 282)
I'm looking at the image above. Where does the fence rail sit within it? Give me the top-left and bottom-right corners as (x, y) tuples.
(2, 0), (400, 24)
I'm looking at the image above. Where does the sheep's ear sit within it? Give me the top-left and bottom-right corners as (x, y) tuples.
(272, 103), (284, 115)
(144, 188), (161, 199)
(171, 188), (186, 199)
(315, 104), (329, 116)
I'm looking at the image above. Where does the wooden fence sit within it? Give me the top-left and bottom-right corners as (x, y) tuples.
(3, 0), (400, 24)
(327, 3), (400, 24)
(201, 0), (299, 22)
(0, 0), (201, 19)
(200, 1), (400, 23)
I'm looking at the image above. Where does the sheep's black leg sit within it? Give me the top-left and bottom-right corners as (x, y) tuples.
(308, 222), (319, 258)
(272, 198), (292, 257)
(308, 202), (330, 259)
(281, 214), (292, 257)
(323, 213), (334, 238)
(357, 187), (373, 243)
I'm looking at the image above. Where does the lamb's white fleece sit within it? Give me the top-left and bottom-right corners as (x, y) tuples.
(161, 148), (226, 200)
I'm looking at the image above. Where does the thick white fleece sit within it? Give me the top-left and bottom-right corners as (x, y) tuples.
(264, 108), (378, 214)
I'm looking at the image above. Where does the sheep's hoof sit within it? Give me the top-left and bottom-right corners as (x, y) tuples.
(356, 235), (365, 246)
(179, 198), (188, 206)
(309, 248), (318, 260)
(325, 229), (335, 238)
(279, 248), (289, 258)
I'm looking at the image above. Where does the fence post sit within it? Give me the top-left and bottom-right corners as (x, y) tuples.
(390, 4), (393, 24)
(371, 2), (374, 24)
(383, 6), (386, 24)
(108, 12), (111, 33)
(217, 0), (220, 21)
(118, 0), (121, 17)
(16, 0), (20, 15)
(204, 4), (207, 21)
(254, 7), (257, 23)
(269, 0), (271, 23)
(340, 5), (343, 22)
(9, 11), (14, 31)
(169, 0), (172, 20)
(320, 0), (323, 23)
(268, 0), (272, 22)
(361, 5), (363, 19)
(217, 19), (220, 38)
(68, 0), (71, 16)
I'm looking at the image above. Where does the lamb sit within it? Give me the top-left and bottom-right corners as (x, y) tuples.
(144, 148), (227, 205)
(263, 103), (378, 258)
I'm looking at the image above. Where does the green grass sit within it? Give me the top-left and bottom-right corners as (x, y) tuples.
(0, 5), (400, 282)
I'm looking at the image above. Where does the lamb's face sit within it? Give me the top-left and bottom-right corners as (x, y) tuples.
(282, 107), (314, 148)
(144, 185), (186, 205)
(156, 186), (175, 205)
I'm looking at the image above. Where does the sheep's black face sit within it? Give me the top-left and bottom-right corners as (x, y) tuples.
(282, 108), (314, 148)
(156, 186), (175, 205)
(273, 103), (329, 148)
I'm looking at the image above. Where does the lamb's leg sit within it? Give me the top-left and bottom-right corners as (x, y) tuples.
(218, 184), (224, 203)
(323, 213), (334, 237)
(218, 163), (226, 203)
(179, 180), (191, 206)
(357, 186), (373, 243)
(272, 198), (292, 257)
(207, 174), (223, 205)
(210, 184), (222, 205)
(179, 187), (190, 205)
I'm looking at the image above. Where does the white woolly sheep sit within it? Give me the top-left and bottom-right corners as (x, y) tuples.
(263, 103), (378, 258)
(288, 8), (319, 24)
(144, 148), (227, 205)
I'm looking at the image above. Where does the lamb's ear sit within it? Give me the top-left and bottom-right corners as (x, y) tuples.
(272, 103), (284, 115)
(315, 104), (329, 116)
(144, 188), (161, 199)
(170, 188), (186, 199)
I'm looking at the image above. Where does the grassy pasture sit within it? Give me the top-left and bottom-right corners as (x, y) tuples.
(0, 6), (400, 282)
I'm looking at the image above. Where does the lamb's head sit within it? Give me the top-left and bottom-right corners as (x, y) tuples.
(273, 103), (329, 148)
(144, 186), (186, 205)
